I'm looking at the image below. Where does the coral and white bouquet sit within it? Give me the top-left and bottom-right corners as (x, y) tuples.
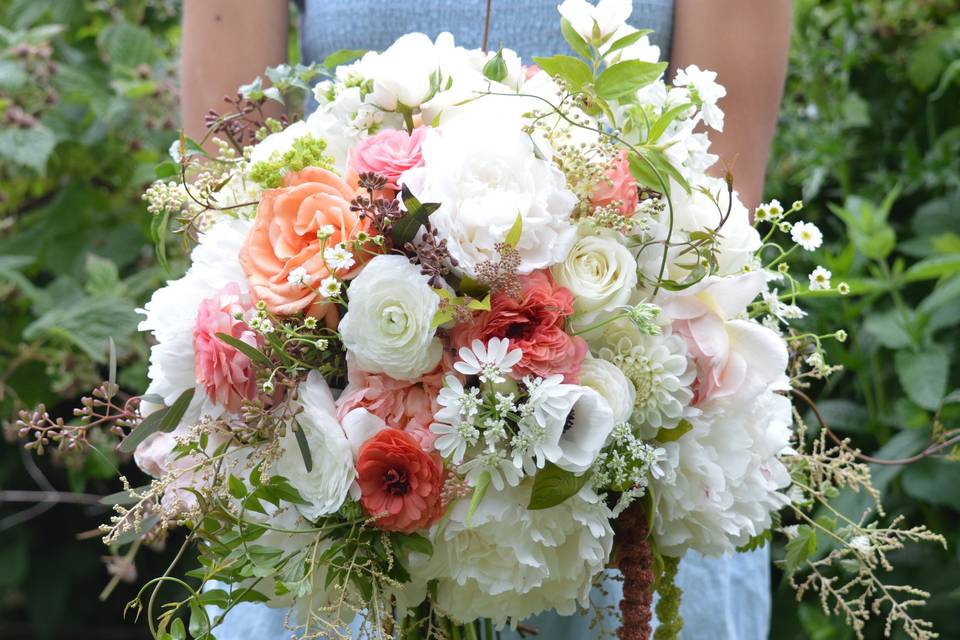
(18, 2), (944, 640)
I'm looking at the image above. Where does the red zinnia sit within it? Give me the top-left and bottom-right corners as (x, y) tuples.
(451, 270), (587, 382)
(356, 429), (444, 533)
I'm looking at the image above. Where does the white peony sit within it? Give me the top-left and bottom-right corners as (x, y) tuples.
(552, 230), (638, 328)
(275, 372), (357, 521)
(339, 255), (442, 381)
(407, 482), (613, 626)
(577, 355), (636, 423)
(558, 0), (633, 45)
(137, 218), (252, 423)
(402, 117), (577, 277)
(652, 388), (793, 556)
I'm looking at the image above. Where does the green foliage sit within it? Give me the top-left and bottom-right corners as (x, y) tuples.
(768, 1), (960, 637)
(0, 0), (181, 636)
(248, 134), (334, 188)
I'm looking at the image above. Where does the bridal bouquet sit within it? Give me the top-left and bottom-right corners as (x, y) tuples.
(15, 2), (945, 639)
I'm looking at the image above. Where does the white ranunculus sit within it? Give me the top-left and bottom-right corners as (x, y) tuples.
(558, 0), (633, 45)
(578, 355), (636, 423)
(401, 119), (577, 277)
(339, 255), (442, 380)
(552, 231), (637, 328)
(367, 32), (442, 111)
(406, 482), (613, 626)
(137, 218), (252, 423)
(275, 372), (357, 521)
(652, 388), (792, 556)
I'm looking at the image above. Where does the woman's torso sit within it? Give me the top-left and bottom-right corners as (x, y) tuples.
(298, 0), (675, 65)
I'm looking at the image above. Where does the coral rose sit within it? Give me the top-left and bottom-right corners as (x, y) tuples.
(349, 126), (426, 191)
(451, 271), (587, 382)
(239, 167), (371, 316)
(192, 282), (261, 412)
(355, 428), (444, 533)
(590, 150), (638, 216)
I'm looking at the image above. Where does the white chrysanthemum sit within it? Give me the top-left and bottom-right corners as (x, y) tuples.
(407, 482), (613, 626)
(792, 221), (824, 251)
(594, 318), (695, 431)
(137, 218), (253, 422)
(652, 389), (793, 556)
(401, 117), (578, 277)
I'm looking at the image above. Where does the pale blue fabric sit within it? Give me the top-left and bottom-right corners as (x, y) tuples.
(211, 2), (773, 638)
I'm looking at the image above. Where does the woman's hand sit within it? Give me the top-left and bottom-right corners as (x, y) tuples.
(671, 0), (793, 210)
(180, 0), (289, 145)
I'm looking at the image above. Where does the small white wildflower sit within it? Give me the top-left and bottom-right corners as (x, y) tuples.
(454, 338), (523, 384)
(303, 316), (318, 329)
(849, 535), (872, 554)
(834, 329), (848, 343)
(315, 338), (329, 350)
(319, 276), (342, 298)
(317, 224), (336, 240)
(259, 319), (275, 334)
(791, 221), (824, 251)
(262, 380), (275, 394)
(837, 281), (850, 295)
(324, 243), (356, 271)
(753, 204), (770, 222)
(767, 199), (784, 219)
(809, 266), (832, 290)
(779, 221), (792, 233)
(287, 266), (310, 288)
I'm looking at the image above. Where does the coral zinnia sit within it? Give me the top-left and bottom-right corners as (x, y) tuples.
(356, 428), (444, 533)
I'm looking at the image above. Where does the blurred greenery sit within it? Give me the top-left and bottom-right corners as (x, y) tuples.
(0, 0), (958, 638)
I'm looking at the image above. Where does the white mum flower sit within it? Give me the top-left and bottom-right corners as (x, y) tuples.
(791, 221), (823, 251)
(453, 337), (523, 384)
(407, 482), (614, 626)
(809, 266), (832, 290)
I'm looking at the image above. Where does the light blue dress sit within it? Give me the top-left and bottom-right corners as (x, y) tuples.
(213, 2), (772, 638)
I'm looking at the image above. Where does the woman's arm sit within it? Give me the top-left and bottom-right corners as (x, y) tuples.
(180, 0), (289, 142)
(670, 0), (792, 209)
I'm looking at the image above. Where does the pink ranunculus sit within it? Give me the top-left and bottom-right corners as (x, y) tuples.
(192, 283), (261, 412)
(336, 354), (452, 450)
(590, 149), (639, 216)
(659, 271), (788, 405)
(451, 270), (587, 382)
(349, 126), (427, 191)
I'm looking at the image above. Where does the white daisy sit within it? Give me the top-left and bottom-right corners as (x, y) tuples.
(323, 242), (356, 271)
(790, 221), (823, 251)
(453, 338), (523, 384)
(319, 276), (342, 297)
(808, 266), (832, 290)
(286, 266), (309, 288)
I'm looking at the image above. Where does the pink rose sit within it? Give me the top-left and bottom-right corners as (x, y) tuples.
(451, 271), (587, 382)
(193, 283), (261, 412)
(590, 150), (638, 216)
(349, 126), (427, 191)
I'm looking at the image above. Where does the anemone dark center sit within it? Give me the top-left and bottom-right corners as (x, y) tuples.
(383, 468), (410, 495)
(563, 408), (577, 433)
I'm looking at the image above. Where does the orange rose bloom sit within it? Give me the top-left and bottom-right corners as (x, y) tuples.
(239, 167), (371, 316)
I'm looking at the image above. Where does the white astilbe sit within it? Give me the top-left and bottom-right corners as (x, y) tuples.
(652, 388), (793, 556)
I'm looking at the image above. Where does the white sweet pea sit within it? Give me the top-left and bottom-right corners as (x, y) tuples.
(577, 355), (636, 424)
(275, 372), (357, 521)
(558, 0), (633, 45)
(552, 231), (637, 328)
(338, 254), (442, 380)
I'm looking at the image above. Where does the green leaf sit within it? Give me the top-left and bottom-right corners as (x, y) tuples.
(527, 462), (591, 510)
(656, 419), (692, 443)
(0, 60), (28, 91)
(647, 103), (694, 143)
(392, 185), (441, 247)
(215, 332), (272, 368)
(84, 253), (122, 297)
(627, 147), (690, 195)
(169, 618), (186, 640)
(902, 458), (960, 510)
(23, 296), (142, 362)
(531, 54), (593, 90)
(505, 212), (523, 247)
(0, 124), (57, 172)
(482, 48), (509, 83)
(292, 420), (313, 473)
(99, 22), (155, 68)
(119, 387), (196, 453)
(323, 49), (368, 70)
(228, 474), (247, 500)
(99, 484), (151, 506)
(603, 29), (653, 56)
(595, 60), (667, 100)
(894, 348), (949, 411)
(862, 309), (915, 349)
(903, 254), (960, 283)
(560, 18), (592, 59)
(395, 532), (434, 557)
(466, 471), (491, 527)
(783, 525), (818, 573)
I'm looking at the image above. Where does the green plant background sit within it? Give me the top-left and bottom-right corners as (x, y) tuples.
(1, 0), (958, 638)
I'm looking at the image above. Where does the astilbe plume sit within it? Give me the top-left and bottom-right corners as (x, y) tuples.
(616, 501), (655, 640)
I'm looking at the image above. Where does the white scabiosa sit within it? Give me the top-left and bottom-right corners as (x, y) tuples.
(338, 254), (442, 381)
(274, 372), (357, 521)
(652, 389), (793, 556)
(552, 231), (637, 328)
(407, 482), (613, 626)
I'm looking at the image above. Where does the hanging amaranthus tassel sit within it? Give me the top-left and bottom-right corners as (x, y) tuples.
(616, 500), (655, 640)
(653, 555), (683, 640)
